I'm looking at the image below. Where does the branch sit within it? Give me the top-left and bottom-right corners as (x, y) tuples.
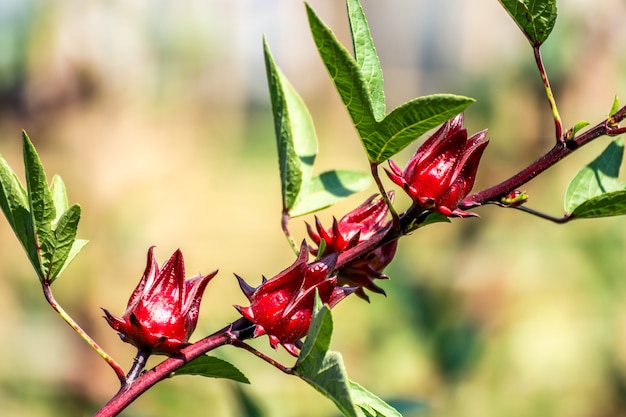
(507, 204), (571, 223)
(93, 317), (253, 417)
(461, 105), (626, 208)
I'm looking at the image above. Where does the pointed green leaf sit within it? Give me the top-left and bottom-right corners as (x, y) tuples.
(50, 175), (69, 228)
(283, 75), (317, 184)
(294, 303), (358, 417)
(347, 0), (385, 120)
(564, 137), (624, 214)
(565, 120), (590, 140)
(404, 211), (451, 234)
(23, 132), (55, 228)
(498, 0), (558, 47)
(299, 350), (357, 417)
(569, 190), (626, 218)
(296, 294), (331, 363)
(609, 95), (620, 118)
(0, 154), (32, 248)
(371, 94), (474, 162)
(174, 355), (250, 384)
(23, 131), (57, 281)
(307, 3), (473, 163)
(306, 2), (377, 125)
(1, 133), (85, 282)
(47, 176), (87, 280)
(350, 381), (403, 417)
(266, 37), (369, 218)
(47, 204), (81, 282)
(264, 38), (318, 211)
(289, 170), (371, 217)
(418, 212), (451, 228)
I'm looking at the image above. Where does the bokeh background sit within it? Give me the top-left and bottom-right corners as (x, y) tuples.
(1, 0), (626, 416)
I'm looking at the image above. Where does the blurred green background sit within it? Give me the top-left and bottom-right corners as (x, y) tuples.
(1, 1), (626, 416)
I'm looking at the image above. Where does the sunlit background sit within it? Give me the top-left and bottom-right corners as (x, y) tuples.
(1, 1), (626, 416)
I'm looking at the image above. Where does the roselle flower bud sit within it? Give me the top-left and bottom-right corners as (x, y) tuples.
(501, 190), (528, 207)
(386, 113), (488, 217)
(102, 247), (217, 356)
(234, 242), (353, 356)
(306, 193), (397, 301)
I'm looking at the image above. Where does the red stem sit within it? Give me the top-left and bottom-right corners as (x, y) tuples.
(93, 318), (252, 416)
(461, 105), (626, 208)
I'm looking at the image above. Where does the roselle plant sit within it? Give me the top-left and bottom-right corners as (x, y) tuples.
(2, 0), (626, 415)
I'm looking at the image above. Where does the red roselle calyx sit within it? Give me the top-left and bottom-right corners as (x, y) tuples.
(386, 113), (488, 217)
(234, 242), (353, 356)
(102, 247), (217, 356)
(306, 193), (398, 301)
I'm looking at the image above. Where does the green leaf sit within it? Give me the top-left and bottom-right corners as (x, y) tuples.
(419, 212), (451, 228)
(297, 293), (330, 362)
(404, 211), (451, 234)
(296, 294), (400, 417)
(306, 3), (473, 163)
(23, 131), (56, 281)
(347, 0), (385, 120)
(350, 381), (403, 417)
(371, 94), (474, 162)
(0, 132), (87, 282)
(264, 38), (317, 211)
(609, 95), (620, 118)
(306, 3), (377, 128)
(23, 132), (55, 228)
(265, 37), (369, 217)
(289, 170), (371, 217)
(569, 190), (626, 218)
(564, 137), (625, 215)
(174, 355), (250, 384)
(566, 120), (590, 140)
(0, 154), (32, 249)
(295, 301), (358, 417)
(50, 175), (69, 227)
(47, 204), (82, 283)
(564, 137), (626, 219)
(498, 0), (558, 47)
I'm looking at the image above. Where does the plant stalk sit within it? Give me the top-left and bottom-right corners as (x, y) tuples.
(534, 46), (563, 141)
(93, 317), (252, 417)
(41, 283), (126, 385)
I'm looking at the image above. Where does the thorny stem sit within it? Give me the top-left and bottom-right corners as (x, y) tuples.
(534, 46), (563, 141)
(94, 317), (254, 417)
(41, 283), (126, 385)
